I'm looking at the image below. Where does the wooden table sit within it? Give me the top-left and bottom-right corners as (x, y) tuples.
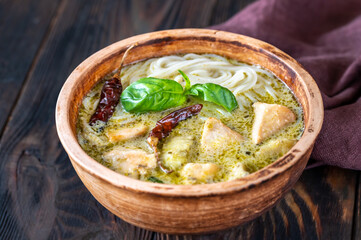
(0, 0), (359, 239)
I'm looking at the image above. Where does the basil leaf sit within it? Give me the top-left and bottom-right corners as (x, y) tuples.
(178, 70), (191, 93)
(186, 83), (238, 112)
(121, 78), (187, 113)
(148, 176), (164, 183)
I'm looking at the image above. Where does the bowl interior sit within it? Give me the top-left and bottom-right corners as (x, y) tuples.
(56, 29), (323, 196)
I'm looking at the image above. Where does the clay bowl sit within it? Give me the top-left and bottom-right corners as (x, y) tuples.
(55, 29), (323, 234)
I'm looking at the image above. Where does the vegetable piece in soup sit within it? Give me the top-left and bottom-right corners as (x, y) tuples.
(77, 53), (304, 185)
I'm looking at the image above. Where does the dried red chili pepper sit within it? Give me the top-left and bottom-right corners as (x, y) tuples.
(89, 78), (122, 126)
(89, 44), (136, 126)
(147, 104), (203, 173)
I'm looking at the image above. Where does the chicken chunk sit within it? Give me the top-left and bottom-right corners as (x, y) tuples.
(106, 125), (148, 143)
(252, 103), (296, 144)
(181, 163), (219, 184)
(103, 147), (156, 178)
(257, 139), (296, 159)
(201, 117), (244, 154)
(160, 136), (194, 170)
(228, 162), (249, 181)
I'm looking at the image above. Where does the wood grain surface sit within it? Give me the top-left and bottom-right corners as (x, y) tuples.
(0, 0), (358, 239)
(0, 0), (62, 134)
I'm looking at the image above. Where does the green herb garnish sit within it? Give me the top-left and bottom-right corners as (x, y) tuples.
(120, 77), (187, 113)
(186, 83), (238, 112)
(148, 176), (164, 183)
(121, 70), (238, 113)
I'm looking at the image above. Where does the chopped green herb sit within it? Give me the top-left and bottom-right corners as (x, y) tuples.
(148, 176), (164, 183)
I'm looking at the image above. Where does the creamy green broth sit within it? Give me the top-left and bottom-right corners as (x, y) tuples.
(77, 55), (304, 184)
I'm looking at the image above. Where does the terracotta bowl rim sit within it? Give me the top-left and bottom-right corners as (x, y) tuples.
(55, 28), (323, 197)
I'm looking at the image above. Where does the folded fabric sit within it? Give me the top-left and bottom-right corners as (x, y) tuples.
(211, 0), (361, 170)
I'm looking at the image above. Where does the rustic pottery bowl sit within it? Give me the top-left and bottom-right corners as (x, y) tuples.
(56, 29), (323, 234)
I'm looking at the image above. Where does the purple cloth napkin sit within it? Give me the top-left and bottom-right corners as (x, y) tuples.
(211, 0), (361, 170)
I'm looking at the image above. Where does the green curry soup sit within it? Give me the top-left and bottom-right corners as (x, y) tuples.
(77, 54), (304, 185)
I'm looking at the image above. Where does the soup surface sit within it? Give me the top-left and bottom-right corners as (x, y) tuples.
(77, 53), (304, 184)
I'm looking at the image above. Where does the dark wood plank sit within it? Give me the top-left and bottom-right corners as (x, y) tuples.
(209, 0), (255, 26)
(0, 0), (62, 136)
(352, 174), (361, 240)
(126, 0), (218, 32)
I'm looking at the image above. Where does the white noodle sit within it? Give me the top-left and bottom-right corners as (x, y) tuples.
(121, 53), (280, 109)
